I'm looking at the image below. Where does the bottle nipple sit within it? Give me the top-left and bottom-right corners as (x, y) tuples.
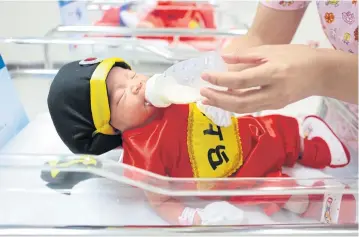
(145, 74), (203, 108)
(145, 74), (172, 108)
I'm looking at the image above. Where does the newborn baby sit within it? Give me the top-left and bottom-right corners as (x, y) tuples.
(46, 57), (353, 225)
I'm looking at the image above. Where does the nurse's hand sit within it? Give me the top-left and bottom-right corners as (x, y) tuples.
(200, 44), (330, 113)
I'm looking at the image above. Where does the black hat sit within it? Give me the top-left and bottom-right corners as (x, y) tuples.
(47, 57), (132, 155)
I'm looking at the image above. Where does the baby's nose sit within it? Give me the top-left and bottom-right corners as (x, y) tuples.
(132, 82), (144, 94)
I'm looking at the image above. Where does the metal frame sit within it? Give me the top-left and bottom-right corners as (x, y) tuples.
(0, 152), (357, 235)
(1, 25), (247, 75)
(1, 0), (249, 73)
(85, 0), (245, 31)
(0, 24), (247, 73)
(0, 224), (358, 236)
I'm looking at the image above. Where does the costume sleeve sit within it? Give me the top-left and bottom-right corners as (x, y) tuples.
(122, 139), (167, 184)
(260, 0), (311, 10)
(121, 105), (187, 184)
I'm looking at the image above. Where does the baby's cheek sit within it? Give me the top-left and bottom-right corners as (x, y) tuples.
(128, 105), (148, 122)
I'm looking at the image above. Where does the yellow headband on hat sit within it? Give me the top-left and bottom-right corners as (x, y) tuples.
(89, 57), (131, 136)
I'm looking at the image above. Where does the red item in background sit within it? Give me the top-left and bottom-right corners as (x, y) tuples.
(93, 1), (217, 45)
(140, 1), (216, 42)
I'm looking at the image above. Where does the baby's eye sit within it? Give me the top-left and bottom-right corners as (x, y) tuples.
(131, 72), (137, 79)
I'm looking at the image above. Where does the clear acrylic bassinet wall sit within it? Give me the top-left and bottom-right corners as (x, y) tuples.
(0, 0), (358, 236)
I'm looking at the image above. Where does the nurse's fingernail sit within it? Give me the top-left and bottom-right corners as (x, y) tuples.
(259, 58), (268, 64)
(201, 73), (209, 81)
(201, 98), (209, 105)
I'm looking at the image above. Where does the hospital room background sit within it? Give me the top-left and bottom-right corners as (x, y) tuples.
(0, 0), (358, 235)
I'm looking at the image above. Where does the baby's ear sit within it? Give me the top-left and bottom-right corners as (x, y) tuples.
(109, 123), (121, 135)
(109, 121), (122, 135)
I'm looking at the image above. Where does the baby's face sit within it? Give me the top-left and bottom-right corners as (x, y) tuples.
(106, 67), (158, 131)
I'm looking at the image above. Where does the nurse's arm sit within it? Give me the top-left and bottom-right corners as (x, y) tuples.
(318, 49), (358, 104)
(222, 3), (307, 54)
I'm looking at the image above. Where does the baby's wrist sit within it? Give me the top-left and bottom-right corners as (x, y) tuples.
(178, 207), (203, 225)
(193, 212), (202, 225)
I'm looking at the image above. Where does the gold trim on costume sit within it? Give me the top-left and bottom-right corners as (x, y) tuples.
(187, 103), (243, 189)
(89, 58), (131, 136)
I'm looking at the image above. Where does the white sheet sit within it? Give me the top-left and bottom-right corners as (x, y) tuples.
(0, 166), (311, 226)
(0, 96), (355, 226)
(0, 113), (165, 226)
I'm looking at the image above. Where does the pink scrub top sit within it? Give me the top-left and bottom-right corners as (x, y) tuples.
(260, 0), (358, 54)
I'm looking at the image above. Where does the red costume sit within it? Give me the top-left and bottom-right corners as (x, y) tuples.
(94, 1), (219, 50)
(122, 103), (355, 222)
(140, 1), (216, 42)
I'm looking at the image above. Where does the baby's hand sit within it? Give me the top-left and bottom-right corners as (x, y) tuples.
(197, 201), (245, 225)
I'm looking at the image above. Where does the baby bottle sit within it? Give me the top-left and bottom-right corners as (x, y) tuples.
(145, 51), (228, 107)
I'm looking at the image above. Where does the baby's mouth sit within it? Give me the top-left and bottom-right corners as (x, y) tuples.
(144, 98), (152, 106)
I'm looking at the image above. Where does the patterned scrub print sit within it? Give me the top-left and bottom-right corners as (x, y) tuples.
(261, 0), (358, 54)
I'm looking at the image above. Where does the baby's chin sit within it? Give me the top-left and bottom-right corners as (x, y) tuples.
(147, 104), (164, 118)
(145, 103), (160, 115)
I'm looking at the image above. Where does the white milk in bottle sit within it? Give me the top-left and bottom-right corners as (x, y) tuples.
(145, 51), (228, 107)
